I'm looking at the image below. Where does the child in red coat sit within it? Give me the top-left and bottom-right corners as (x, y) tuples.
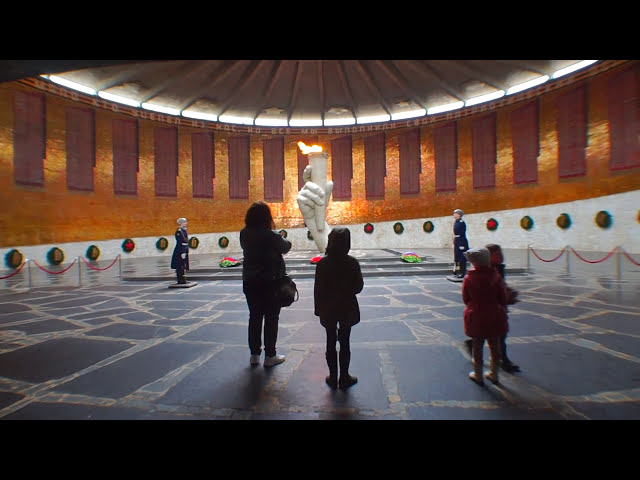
(462, 247), (509, 385)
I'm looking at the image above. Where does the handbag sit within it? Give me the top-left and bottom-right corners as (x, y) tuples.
(274, 275), (299, 307)
(506, 285), (519, 305)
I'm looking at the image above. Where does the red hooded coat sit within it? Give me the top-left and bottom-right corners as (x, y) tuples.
(462, 265), (509, 338)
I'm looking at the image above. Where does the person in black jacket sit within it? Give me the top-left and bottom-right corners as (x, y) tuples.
(171, 217), (190, 284)
(240, 202), (292, 368)
(314, 227), (364, 389)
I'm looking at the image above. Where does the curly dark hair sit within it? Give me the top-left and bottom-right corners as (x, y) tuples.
(244, 201), (276, 229)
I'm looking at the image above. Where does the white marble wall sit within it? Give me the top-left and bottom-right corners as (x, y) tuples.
(2, 191), (638, 266)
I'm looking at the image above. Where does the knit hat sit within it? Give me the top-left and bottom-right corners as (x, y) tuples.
(464, 247), (490, 266)
(177, 217), (187, 225)
(453, 209), (464, 216)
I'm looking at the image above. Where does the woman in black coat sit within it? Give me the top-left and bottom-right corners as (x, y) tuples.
(171, 217), (190, 284)
(314, 227), (364, 389)
(240, 202), (292, 368)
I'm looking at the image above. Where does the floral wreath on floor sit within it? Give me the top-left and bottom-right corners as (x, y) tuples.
(401, 252), (422, 263)
(219, 257), (241, 267)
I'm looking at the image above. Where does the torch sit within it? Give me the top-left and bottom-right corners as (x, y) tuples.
(298, 142), (328, 232)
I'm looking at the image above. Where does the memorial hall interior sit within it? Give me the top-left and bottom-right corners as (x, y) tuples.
(0, 59), (638, 422)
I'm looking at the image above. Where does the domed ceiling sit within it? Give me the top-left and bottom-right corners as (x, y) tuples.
(0, 60), (598, 126)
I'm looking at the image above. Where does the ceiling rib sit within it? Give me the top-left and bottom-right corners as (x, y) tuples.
(286, 61), (304, 123)
(139, 61), (206, 104)
(376, 60), (428, 111)
(448, 60), (505, 91)
(354, 60), (392, 116)
(254, 60), (284, 120)
(336, 60), (359, 119)
(179, 61), (242, 111)
(411, 61), (466, 101)
(216, 60), (265, 118)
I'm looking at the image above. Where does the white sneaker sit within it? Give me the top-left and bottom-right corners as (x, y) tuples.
(250, 354), (260, 365)
(263, 354), (286, 367)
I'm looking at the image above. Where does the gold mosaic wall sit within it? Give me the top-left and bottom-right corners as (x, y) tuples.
(0, 65), (638, 248)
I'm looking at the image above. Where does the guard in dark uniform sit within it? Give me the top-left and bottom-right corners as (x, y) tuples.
(452, 209), (469, 278)
(171, 217), (190, 284)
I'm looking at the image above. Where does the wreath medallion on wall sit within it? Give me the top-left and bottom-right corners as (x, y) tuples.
(5, 249), (24, 269)
(520, 216), (534, 231)
(486, 218), (499, 231)
(122, 238), (135, 253)
(188, 237), (199, 249)
(47, 247), (65, 266)
(594, 211), (612, 229)
(279, 229), (288, 238)
(423, 221), (434, 233)
(156, 237), (169, 250)
(556, 213), (572, 229)
(393, 222), (404, 235)
(218, 236), (229, 249)
(364, 223), (374, 234)
(86, 245), (100, 261)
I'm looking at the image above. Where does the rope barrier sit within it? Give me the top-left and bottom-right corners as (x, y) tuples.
(569, 247), (617, 264)
(31, 257), (78, 274)
(619, 247), (640, 266)
(529, 246), (567, 262)
(0, 261), (26, 279)
(80, 255), (120, 271)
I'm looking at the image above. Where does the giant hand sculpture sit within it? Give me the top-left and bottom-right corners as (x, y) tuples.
(297, 153), (333, 253)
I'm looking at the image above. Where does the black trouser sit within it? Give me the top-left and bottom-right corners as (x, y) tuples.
(501, 335), (510, 362)
(176, 264), (187, 284)
(325, 322), (352, 356)
(243, 281), (281, 357)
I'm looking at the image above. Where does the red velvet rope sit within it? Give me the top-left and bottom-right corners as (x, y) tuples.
(80, 255), (120, 271)
(569, 247), (617, 264)
(619, 247), (640, 266)
(32, 257), (78, 274)
(0, 261), (26, 279)
(529, 246), (567, 262)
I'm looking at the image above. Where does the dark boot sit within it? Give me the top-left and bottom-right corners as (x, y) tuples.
(338, 350), (357, 390)
(457, 261), (467, 278)
(502, 357), (521, 373)
(325, 351), (338, 389)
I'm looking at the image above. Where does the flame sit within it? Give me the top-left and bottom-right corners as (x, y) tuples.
(297, 141), (323, 154)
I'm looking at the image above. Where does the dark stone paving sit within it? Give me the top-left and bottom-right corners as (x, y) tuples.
(0, 248), (638, 420)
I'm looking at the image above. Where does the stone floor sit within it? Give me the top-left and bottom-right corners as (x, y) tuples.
(0, 248), (638, 420)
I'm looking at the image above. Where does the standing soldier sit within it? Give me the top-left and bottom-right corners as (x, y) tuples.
(171, 217), (190, 285)
(452, 209), (469, 280)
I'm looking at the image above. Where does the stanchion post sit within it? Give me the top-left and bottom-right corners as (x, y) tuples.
(118, 255), (122, 278)
(565, 245), (570, 276)
(77, 257), (82, 287)
(616, 246), (621, 281)
(526, 245), (531, 271)
(26, 258), (31, 289)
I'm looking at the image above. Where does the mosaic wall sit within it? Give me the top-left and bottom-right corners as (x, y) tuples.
(0, 63), (638, 249)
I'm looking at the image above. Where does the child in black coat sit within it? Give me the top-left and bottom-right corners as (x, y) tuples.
(314, 228), (364, 389)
